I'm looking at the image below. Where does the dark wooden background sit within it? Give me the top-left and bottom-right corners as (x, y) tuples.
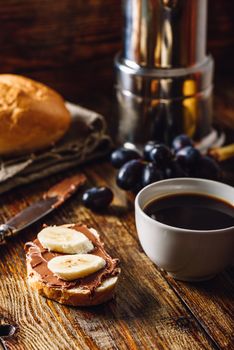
(0, 0), (233, 131)
(0, 2), (233, 349)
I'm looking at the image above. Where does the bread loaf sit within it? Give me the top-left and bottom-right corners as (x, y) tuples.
(0, 74), (71, 156)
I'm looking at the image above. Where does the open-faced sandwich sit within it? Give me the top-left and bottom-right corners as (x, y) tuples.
(25, 224), (120, 306)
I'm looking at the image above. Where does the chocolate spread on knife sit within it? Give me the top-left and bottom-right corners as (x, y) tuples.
(25, 225), (120, 295)
(44, 174), (87, 208)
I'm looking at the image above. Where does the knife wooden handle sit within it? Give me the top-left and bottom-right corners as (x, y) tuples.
(0, 224), (15, 245)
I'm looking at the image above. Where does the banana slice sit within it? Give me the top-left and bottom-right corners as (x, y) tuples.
(47, 254), (106, 280)
(37, 226), (93, 254)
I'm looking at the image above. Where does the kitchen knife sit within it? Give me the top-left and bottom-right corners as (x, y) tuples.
(0, 174), (86, 245)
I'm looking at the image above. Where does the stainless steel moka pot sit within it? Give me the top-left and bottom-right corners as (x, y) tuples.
(115, 0), (214, 144)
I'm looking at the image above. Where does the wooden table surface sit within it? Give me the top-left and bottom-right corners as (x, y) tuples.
(0, 76), (233, 350)
(0, 1), (233, 348)
(0, 159), (233, 350)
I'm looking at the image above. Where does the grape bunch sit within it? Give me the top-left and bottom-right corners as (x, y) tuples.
(111, 135), (221, 194)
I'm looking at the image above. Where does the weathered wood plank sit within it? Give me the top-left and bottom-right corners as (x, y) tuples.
(25, 59), (115, 117)
(0, 0), (234, 73)
(0, 167), (217, 350)
(0, 0), (122, 71)
(164, 272), (234, 350)
(87, 162), (234, 350)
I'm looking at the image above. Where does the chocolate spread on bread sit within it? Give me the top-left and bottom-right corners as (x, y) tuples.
(25, 225), (120, 294)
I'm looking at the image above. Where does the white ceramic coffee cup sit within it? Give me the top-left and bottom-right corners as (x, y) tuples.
(135, 178), (234, 281)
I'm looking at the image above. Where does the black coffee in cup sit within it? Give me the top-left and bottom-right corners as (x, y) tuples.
(144, 193), (234, 230)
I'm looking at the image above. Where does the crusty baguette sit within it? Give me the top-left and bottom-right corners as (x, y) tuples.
(0, 74), (71, 156)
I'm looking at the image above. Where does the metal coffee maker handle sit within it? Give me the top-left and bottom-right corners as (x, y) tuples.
(115, 0), (214, 144)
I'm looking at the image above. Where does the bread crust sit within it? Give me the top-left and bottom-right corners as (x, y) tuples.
(27, 262), (118, 306)
(0, 74), (71, 156)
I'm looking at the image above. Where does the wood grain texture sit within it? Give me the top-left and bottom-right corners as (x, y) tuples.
(0, 0), (233, 136)
(165, 272), (234, 350)
(81, 163), (234, 350)
(0, 163), (233, 350)
(0, 2), (233, 347)
(0, 0), (233, 73)
(207, 0), (234, 71)
(0, 0), (122, 71)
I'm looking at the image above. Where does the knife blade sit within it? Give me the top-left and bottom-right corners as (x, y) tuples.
(0, 174), (86, 245)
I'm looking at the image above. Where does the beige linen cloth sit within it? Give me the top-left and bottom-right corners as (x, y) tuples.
(0, 102), (112, 194)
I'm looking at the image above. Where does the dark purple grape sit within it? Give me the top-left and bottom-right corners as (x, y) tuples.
(176, 146), (201, 168)
(164, 160), (188, 178)
(82, 187), (113, 211)
(193, 156), (221, 180)
(116, 159), (144, 192)
(143, 141), (159, 161)
(149, 144), (173, 167)
(172, 134), (193, 153)
(142, 163), (164, 187)
(110, 147), (141, 168)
